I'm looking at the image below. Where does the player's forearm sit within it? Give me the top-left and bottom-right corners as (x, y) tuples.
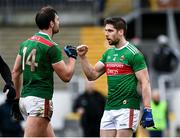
(79, 56), (98, 81)
(65, 58), (76, 81)
(141, 81), (151, 108)
(12, 71), (21, 98)
(53, 58), (76, 82)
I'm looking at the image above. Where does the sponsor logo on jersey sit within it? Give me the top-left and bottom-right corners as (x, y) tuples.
(112, 54), (118, 61)
(123, 100), (127, 104)
(105, 62), (133, 76)
(120, 55), (124, 61)
(113, 57), (116, 61)
(119, 124), (127, 126)
(113, 54), (118, 56)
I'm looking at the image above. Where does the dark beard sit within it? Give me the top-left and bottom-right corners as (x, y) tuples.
(110, 39), (119, 46)
(53, 29), (59, 34)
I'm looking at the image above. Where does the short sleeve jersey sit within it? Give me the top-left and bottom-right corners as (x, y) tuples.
(100, 42), (147, 110)
(18, 32), (62, 100)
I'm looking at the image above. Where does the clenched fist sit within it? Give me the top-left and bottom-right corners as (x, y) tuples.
(77, 45), (88, 57)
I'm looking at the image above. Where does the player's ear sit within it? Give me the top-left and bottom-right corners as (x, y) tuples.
(50, 21), (54, 28)
(118, 29), (124, 36)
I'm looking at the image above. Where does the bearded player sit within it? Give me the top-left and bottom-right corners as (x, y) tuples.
(12, 6), (77, 137)
(77, 17), (155, 137)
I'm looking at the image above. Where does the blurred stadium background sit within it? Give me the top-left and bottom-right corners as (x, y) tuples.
(0, 0), (180, 137)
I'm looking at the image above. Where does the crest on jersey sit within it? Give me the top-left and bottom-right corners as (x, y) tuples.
(120, 55), (124, 61)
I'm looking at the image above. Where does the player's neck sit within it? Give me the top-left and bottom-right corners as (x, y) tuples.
(40, 29), (53, 38)
(116, 38), (127, 48)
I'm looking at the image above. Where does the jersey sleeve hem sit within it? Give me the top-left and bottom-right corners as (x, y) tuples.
(52, 60), (63, 65)
(134, 66), (147, 72)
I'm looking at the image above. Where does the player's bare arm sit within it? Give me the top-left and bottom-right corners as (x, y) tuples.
(135, 68), (151, 108)
(52, 58), (76, 82)
(12, 55), (22, 98)
(77, 45), (105, 81)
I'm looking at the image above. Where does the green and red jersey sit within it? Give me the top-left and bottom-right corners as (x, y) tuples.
(100, 42), (147, 110)
(18, 32), (62, 100)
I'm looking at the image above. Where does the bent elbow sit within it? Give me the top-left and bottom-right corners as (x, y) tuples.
(12, 69), (21, 79)
(61, 74), (72, 83)
(87, 76), (95, 81)
(63, 79), (70, 83)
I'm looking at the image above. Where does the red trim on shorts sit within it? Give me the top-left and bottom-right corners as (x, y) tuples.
(44, 99), (49, 117)
(129, 109), (134, 128)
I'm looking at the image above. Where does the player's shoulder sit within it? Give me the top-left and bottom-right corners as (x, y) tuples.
(28, 32), (58, 47)
(125, 42), (140, 55)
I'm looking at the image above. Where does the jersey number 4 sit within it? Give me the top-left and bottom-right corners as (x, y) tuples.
(22, 47), (38, 71)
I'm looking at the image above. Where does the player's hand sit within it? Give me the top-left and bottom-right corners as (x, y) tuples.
(64, 45), (77, 59)
(140, 108), (155, 128)
(11, 99), (23, 121)
(3, 83), (16, 100)
(77, 45), (88, 57)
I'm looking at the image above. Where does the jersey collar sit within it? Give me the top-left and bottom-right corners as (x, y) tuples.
(115, 41), (129, 50)
(38, 31), (51, 40)
(38, 31), (58, 45)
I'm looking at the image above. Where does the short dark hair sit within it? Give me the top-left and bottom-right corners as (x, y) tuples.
(35, 6), (57, 30)
(104, 17), (127, 36)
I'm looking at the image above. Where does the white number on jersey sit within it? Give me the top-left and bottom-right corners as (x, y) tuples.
(22, 47), (38, 71)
